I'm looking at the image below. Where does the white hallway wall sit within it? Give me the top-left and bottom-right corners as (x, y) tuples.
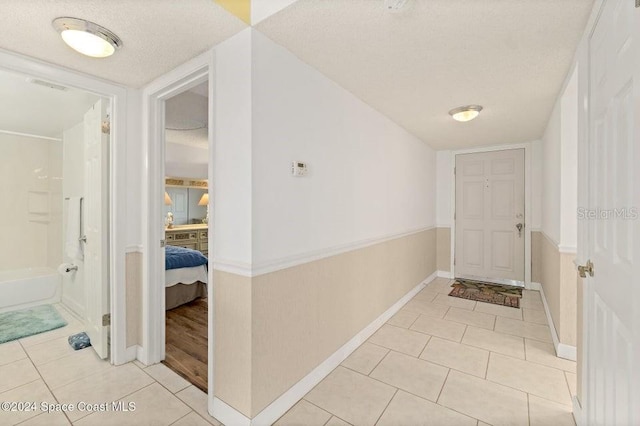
(211, 27), (437, 271)
(251, 29), (436, 268)
(541, 65), (578, 250)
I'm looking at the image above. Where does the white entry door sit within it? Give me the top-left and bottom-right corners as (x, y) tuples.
(582, 0), (639, 423)
(455, 149), (525, 285)
(83, 99), (110, 359)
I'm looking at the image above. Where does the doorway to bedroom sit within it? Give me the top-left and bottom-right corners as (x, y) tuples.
(161, 80), (210, 392)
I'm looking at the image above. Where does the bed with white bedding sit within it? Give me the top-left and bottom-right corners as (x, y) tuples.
(165, 246), (208, 310)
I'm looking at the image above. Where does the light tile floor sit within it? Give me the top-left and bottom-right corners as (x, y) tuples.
(1, 278), (576, 426)
(0, 304), (220, 426)
(276, 278), (577, 426)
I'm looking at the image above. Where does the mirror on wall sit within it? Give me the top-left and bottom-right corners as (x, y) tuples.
(164, 178), (208, 226)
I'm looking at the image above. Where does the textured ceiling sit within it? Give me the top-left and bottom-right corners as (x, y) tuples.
(166, 83), (208, 149)
(0, 69), (99, 138)
(257, 0), (594, 149)
(0, 0), (247, 87)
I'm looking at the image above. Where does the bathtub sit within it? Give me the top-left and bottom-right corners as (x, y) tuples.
(0, 267), (61, 314)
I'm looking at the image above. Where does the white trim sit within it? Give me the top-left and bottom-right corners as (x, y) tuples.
(211, 398), (250, 426)
(125, 345), (139, 363)
(0, 47), (128, 366)
(125, 245), (143, 253)
(0, 129), (62, 142)
(435, 224), (451, 229)
(141, 49), (217, 415)
(526, 281), (541, 291)
(536, 229), (577, 255)
(558, 245), (578, 255)
(214, 226), (437, 277)
(530, 281), (577, 361)
(572, 395), (583, 426)
(437, 270), (453, 279)
(136, 345), (146, 365)
(212, 259), (253, 277)
(536, 229), (577, 254)
(450, 142), (533, 286)
(211, 272), (438, 426)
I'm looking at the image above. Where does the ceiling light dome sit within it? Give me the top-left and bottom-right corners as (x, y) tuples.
(53, 17), (122, 58)
(449, 105), (483, 122)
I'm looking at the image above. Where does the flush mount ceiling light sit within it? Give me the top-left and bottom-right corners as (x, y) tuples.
(449, 105), (483, 122)
(53, 17), (122, 58)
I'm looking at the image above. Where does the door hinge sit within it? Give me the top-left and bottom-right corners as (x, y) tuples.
(102, 114), (111, 135)
(102, 313), (111, 326)
(453, 167), (456, 175)
(160, 239), (166, 247)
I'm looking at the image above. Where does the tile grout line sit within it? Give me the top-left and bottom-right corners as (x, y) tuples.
(138, 364), (191, 395)
(331, 359), (439, 408)
(372, 388), (398, 426)
(365, 346), (392, 377)
(76, 382), (158, 424)
(563, 370), (575, 401)
(172, 385), (220, 426)
(168, 410), (195, 426)
(483, 350), (492, 380)
(302, 397), (350, 425)
(362, 350), (452, 404)
(17, 339), (74, 425)
(434, 368), (451, 404)
(481, 366), (573, 409)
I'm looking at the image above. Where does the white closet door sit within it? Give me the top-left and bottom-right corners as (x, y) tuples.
(583, 0), (639, 423)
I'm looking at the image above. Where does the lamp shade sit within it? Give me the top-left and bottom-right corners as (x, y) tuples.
(164, 192), (173, 205)
(198, 193), (209, 206)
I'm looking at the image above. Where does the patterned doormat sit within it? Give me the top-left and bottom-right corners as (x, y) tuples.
(448, 279), (522, 308)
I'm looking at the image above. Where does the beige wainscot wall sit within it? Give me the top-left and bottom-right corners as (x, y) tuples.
(436, 227), (451, 273)
(531, 231), (577, 347)
(125, 251), (143, 348)
(213, 228), (437, 418)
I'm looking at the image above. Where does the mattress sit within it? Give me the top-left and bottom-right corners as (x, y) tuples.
(165, 265), (208, 288)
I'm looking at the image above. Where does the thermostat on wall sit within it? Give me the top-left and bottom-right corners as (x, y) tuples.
(291, 161), (308, 177)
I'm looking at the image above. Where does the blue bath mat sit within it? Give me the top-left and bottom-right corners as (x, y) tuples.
(0, 305), (68, 344)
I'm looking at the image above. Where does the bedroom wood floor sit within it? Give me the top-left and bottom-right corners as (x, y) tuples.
(164, 297), (208, 393)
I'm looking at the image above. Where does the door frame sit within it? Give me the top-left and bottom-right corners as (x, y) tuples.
(450, 143), (532, 288)
(0, 48), (129, 364)
(141, 49), (215, 394)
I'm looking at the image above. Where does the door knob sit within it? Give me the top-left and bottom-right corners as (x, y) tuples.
(516, 223), (523, 237)
(578, 259), (594, 278)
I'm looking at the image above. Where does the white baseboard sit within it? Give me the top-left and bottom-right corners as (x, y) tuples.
(572, 395), (583, 426)
(526, 281), (541, 290)
(210, 271), (438, 426)
(134, 345), (146, 365)
(532, 282), (577, 361)
(211, 398), (250, 426)
(124, 345), (139, 363)
(437, 270), (453, 279)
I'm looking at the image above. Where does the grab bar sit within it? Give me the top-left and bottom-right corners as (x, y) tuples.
(64, 196), (86, 244)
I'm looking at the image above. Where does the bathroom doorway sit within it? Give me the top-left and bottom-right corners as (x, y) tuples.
(0, 67), (112, 359)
